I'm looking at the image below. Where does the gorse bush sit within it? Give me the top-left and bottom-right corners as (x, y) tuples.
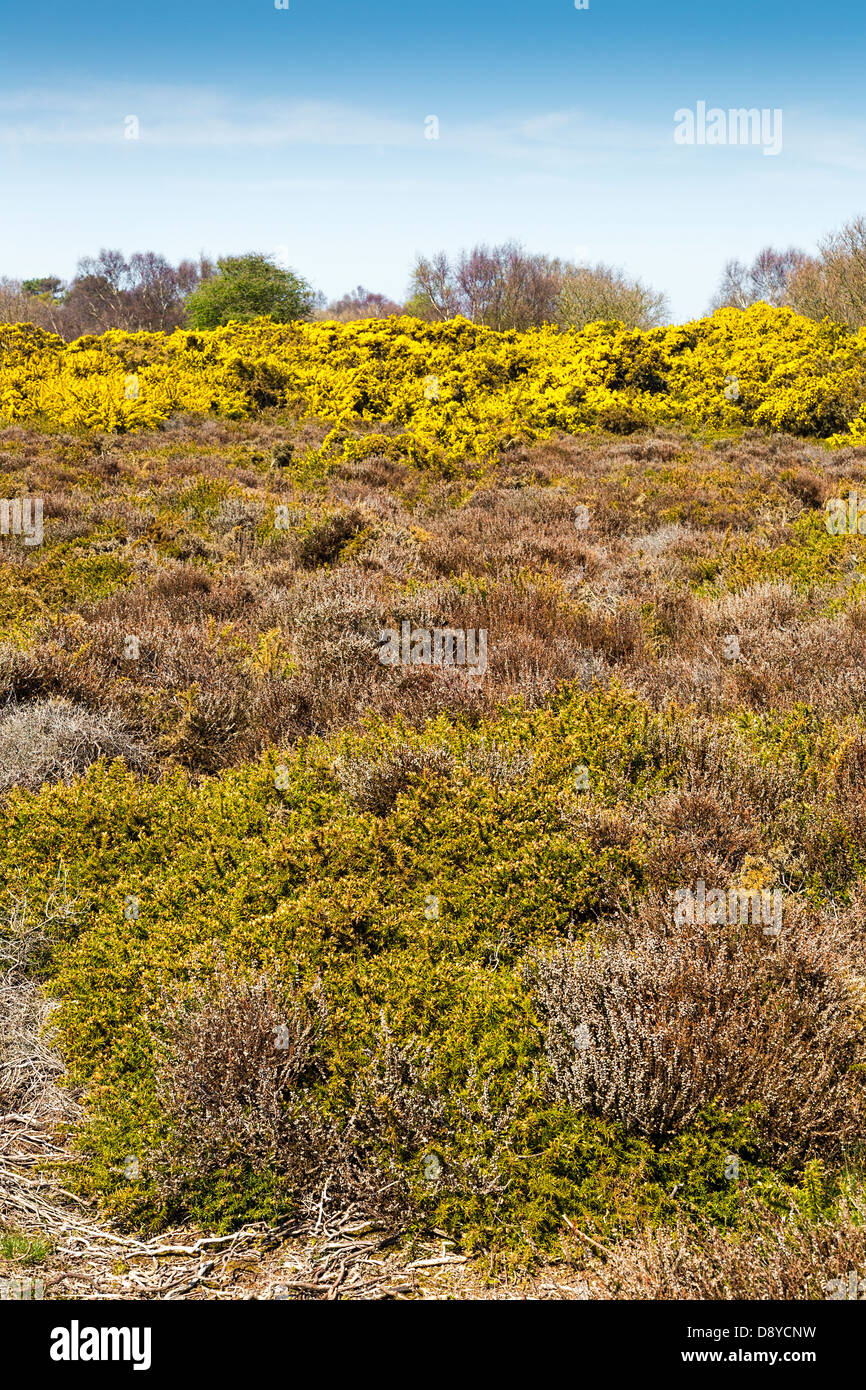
(3, 304), (866, 453)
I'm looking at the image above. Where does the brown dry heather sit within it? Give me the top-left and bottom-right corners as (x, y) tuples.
(4, 419), (866, 778)
(530, 911), (866, 1159)
(152, 956), (331, 1204)
(3, 405), (866, 1299)
(576, 1184), (866, 1300)
(0, 698), (146, 793)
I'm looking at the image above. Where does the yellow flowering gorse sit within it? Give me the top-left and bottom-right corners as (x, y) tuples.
(2, 304), (865, 464)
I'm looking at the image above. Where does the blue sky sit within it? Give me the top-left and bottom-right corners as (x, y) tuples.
(1, 0), (864, 321)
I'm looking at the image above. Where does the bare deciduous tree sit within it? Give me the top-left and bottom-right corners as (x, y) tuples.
(406, 242), (569, 330)
(710, 246), (808, 311)
(0, 278), (65, 335)
(788, 216), (866, 329)
(406, 250), (461, 321)
(0, 250), (216, 339)
(558, 263), (669, 330)
(63, 248), (213, 336)
(321, 285), (403, 321)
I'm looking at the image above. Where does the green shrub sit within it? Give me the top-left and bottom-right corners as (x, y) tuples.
(3, 682), (856, 1250)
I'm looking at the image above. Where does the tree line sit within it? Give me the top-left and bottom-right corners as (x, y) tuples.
(3, 216), (866, 338)
(710, 217), (866, 330)
(0, 245), (668, 338)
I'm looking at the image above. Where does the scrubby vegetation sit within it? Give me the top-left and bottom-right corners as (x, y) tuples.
(3, 303), (866, 447)
(1, 307), (866, 1296)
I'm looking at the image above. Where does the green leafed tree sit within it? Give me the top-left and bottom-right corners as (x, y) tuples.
(185, 253), (316, 328)
(21, 276), (65, 301)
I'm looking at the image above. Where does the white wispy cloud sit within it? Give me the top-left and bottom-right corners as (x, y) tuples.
(0, 86), (660, 166)
(1, 87), (862, 180)
(0, 89), (422, 149)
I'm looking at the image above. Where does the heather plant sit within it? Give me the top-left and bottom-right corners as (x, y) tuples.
(333, 738), (455, 816)
(150, 956), (330, 1217)
(578, 1180), (866, 1300)
(463, 738), (534, 788)
(0, 891), (73, 1119)
(4, 353), (866, 1277)
(530, 911), (866, 1159)
(3, 668), (860, 1252)
(0, 697), (146, 793)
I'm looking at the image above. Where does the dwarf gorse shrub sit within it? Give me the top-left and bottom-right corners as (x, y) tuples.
(0, 686), (677, 1236)
(1, 680), (864, 1245)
